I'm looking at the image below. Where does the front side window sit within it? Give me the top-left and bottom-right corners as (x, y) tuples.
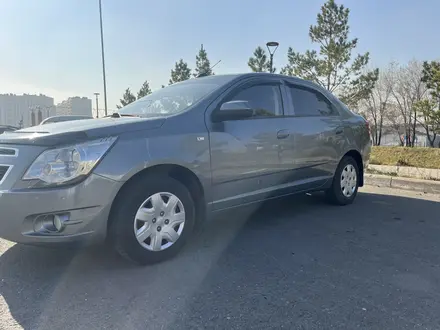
(288, 85), (337, 117)
(227, 84), (283, 117)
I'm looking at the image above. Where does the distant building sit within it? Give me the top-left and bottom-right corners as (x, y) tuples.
(56, 97), (92, 117)
(0, 94), (55, 128)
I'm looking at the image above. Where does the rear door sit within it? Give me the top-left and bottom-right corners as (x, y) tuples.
(206, 78), (288, 210)
(279, 81), (344, 191)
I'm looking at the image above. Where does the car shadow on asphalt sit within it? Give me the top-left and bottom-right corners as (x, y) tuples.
(1, 191), (440, 329)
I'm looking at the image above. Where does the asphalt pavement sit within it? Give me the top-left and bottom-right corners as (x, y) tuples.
(1, 186), (440, 330)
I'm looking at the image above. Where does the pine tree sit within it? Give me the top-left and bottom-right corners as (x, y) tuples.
(281, 0), (378, 108)
(137, 80), (152, 99)
(248, 46), (271, 72)
(117, 88), (136, 109)
(169, 59), (191, 85)
(419, 61), (440, 146)
(194, 44), (213, 77)
(413, 99), (440, 147)
(422, 61), (440, 101)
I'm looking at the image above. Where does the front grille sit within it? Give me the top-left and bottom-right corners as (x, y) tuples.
(0, 148), (16, 156)
(0, 165), (10, 183)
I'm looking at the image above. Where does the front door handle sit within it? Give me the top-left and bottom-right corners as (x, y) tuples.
(277, 129), (290, 139)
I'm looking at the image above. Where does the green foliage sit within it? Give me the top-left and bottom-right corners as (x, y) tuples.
(137, 80), (152, 99)
(413, 99), (440, 147)
(248, 46), (274, 73)
(169, 59), (191, 85)
(340, 69), (380, 109)
(422, 61), (440, 101)
(414, 99), (440, 127)
(281, 0), (378, 108)
(194, 44), (214, 77)
(117, 88), (136, 109)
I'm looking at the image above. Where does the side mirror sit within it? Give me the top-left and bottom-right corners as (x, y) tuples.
(212, 100), (254, 122)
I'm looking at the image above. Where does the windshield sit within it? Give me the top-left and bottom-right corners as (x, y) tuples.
(118, 81), (220, 117)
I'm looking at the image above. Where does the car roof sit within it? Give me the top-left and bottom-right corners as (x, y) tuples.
(194, 72), (319, 87)
(45, 115), (92, 119)
(171, 73), (334, 101)
(40, 115), (93, 125)
(0, 125), (18, 130)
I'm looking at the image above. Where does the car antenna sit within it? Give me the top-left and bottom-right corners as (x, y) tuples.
(196, 60), (221, 78)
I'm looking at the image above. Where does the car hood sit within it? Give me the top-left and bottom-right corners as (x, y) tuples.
(0, 116), (166, 146)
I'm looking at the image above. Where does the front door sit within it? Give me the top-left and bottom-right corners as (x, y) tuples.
(207, 80), (286, 210)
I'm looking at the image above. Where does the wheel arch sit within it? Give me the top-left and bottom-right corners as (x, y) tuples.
(108, 164), (206, 234)
(343, 149), (364, 186)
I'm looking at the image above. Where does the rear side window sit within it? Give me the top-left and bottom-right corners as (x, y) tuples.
(227, 84), (283, 117)
(287, 85), (337, 117)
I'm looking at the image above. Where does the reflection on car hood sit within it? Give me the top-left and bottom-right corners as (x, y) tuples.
(0, 117), (166, 146)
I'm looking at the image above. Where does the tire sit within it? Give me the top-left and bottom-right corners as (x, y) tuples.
(109, 175), (196, 265)
(326, 156), (360, 206)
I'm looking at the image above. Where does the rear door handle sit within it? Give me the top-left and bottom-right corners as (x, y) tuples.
(277, 129), (290, 139)
(335, 127), (344, 135)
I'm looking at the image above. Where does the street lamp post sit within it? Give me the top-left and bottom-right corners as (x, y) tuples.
(266, 41), (279, 73)
(98, 0), (108, 116)
(94, 92), (100, 118)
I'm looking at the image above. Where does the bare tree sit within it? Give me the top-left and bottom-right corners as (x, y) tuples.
(361, 66), (393, 145)
(388, 60), (428, 147)
(385, 103), (406, 146)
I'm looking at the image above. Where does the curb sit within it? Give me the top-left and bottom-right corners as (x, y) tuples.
(367, 164), (440, 181)
(364, 174), (440, 194)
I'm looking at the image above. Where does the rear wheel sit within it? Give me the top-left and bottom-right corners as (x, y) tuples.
(326, 156), (359, 205)
(109, 175), (195, 265)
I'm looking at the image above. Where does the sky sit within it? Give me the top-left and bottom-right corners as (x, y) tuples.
(0, 0), (439, 112)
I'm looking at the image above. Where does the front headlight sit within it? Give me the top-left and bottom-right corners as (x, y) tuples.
(23, 137), (117, 187)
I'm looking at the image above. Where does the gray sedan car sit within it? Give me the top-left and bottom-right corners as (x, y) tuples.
(40, 115), (94, 125)
(0, 73), (371, 265)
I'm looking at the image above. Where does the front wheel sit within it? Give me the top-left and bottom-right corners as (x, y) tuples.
(109, 175), (196, 265)
(326, 156), (359, 205)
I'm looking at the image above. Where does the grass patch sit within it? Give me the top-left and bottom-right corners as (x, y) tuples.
(370, 146), (440, 169)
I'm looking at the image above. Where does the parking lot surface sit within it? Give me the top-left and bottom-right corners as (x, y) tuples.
(1, 186), (440, 330)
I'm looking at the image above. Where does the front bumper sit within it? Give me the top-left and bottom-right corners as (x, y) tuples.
(0, 174), (123, 245)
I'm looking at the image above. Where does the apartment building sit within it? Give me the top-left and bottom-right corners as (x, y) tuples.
(56, 97), (92, 117)
(0, 94), (55, 128)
